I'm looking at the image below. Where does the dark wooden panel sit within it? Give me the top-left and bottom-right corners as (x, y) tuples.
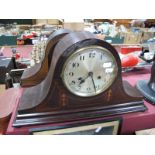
(21, 29), (71, 87)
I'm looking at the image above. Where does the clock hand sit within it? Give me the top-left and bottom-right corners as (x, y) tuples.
(78, 74), (89, 85)
(89, 72), (97, 93)
(78, 72), (97, 93)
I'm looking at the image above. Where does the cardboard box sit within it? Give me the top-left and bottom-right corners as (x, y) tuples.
(63, 22), (84, 31)
(123, 31), (142, 44)
(36, 19), (48, 24)
(36, 19), (62, 25)
(47, 19), (61, 25)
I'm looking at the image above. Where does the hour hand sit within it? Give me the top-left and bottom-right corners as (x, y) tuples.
(79, 79), (85, 85)
(78, 74), (89, 85)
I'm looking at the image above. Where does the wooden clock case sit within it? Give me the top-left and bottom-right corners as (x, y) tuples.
(21, 29), (71, 87)
(13, 31), (146, 127)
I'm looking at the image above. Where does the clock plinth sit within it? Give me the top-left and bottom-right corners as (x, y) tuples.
(21, 29), (71, 87)
(13, 31), (146, 127)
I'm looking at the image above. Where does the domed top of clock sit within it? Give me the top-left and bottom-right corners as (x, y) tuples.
(21, 28), (71, 87)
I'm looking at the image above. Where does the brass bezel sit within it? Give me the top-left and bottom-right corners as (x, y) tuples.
(61, 45), (118, 97)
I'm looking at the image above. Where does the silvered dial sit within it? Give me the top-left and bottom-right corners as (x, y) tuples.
(61, 45), (118, 97)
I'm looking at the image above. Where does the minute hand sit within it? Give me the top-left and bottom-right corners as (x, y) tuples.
(89, 73), (96, 93)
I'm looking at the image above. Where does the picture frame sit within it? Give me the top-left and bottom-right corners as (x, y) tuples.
(135, 128), (155, 135)
(29, 117), (122, 135)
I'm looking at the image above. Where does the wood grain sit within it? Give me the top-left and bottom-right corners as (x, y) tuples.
(21, 29), (71, 87)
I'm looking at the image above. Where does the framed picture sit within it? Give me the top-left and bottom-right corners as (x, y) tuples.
(135, 128), (155, 135)
(29, 118), (122, 135)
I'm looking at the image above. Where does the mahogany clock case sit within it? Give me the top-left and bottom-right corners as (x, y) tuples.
(21, 29), (71, 87)
(13, 31), (146, 127)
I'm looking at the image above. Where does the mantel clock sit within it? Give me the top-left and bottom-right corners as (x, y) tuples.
(13, 31), (146, 127)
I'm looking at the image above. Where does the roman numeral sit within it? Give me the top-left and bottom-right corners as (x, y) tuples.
(80, 55), (85, 60)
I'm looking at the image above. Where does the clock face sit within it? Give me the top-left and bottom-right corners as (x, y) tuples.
(61, 45), (118, 97)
